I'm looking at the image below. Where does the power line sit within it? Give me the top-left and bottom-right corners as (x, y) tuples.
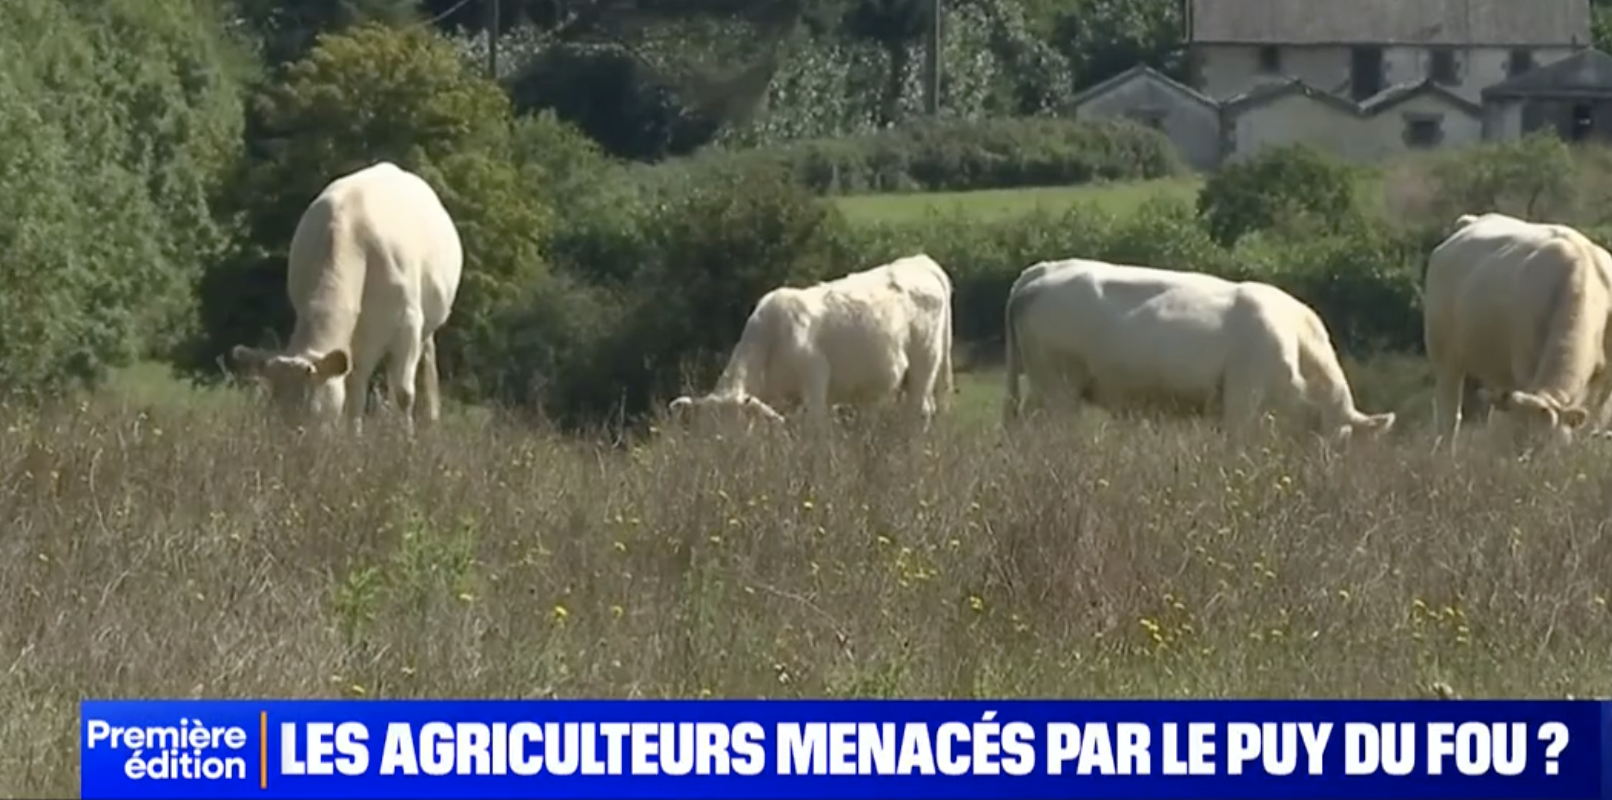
(400, 0), (498, 79)
(420, 0), (477, 28)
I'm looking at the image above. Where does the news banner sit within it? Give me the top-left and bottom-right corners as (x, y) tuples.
(80, 699), (1612, 799)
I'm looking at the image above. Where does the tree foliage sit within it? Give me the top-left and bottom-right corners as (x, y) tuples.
(1048, 0), (1184, 89)
(0, 0), (246, 395)
(232, 0), (422, 66)
(1196, 145), (1362, 248)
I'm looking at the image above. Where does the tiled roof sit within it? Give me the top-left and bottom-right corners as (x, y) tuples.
(1189, 0), (1591, 46)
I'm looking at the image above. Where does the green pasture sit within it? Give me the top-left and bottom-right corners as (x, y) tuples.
(830, 169), (1392, 227)
(832, 178), (1203, 225)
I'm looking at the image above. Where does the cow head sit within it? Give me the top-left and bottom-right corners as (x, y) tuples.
(667, 393), (786, 430)
(1485, 388), (1589, 451)
(230, 345), (352, 422)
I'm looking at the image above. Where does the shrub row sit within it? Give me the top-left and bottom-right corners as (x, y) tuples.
(633, 116), (1189, 196)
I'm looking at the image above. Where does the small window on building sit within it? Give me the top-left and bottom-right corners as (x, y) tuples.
(1257, 45), (1281, 73)
(1508, 48), (1535, 76)
(1429, 48), (1458, 85)
(1571, 102), (1594, 141)
(1404, 116), (1443, 148)
(1350, 46), (1385, 100)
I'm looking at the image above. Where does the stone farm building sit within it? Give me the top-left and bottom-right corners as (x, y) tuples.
(1072, 0), (1609, 169)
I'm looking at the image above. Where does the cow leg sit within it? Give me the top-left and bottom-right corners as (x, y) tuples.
(416, 333), (442, 425)
(1043, 356), (1091, 421)
(802, 356), (834, 432)
(1580, 366), (1612, 435)
(1219, 361), (1270, 439)
(1220, 388), (1260, 438)
(344, 349), (384, 436)
(903, 346), (941, 433)
(1431, 365), (1465, 452)
(935, 313), (954, 412)
(1018, 348), (1062, 420)
(386, 319), (427, 437)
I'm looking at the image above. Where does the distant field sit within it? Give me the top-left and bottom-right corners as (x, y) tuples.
(833, 178), (1203, 225)
(833, 170), (1395, 227)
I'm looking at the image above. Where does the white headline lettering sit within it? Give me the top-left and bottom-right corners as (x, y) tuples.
(84, 717), (1578, 780)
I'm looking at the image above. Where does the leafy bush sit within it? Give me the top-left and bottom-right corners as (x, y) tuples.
(415, 151), (552, 399)
(1245, 223), (1424, 354)
(512, 160), (850, 429)
(1386, 133), (1590, 228)
(650, 116), (1186, 196)
(505, 42), (722, 162)
(461, 272), (629, 419)
(1196, 144), (1362, 247)
(511, 110), (613, 201)
(719, 0), (1075, 149)
(521, 116), (660, 288)
(0, 0), (246, 396)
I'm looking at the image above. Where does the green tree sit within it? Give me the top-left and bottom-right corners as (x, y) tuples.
(496, 0), (812, 160)
(232, 0), (422, 66)
(1196, 144), (1361, 248)
(1416, 133), (1580, 227)
(1051, 0), (1184, 90)
(838, 0), (933, 124)
(0, 0), (246, 396)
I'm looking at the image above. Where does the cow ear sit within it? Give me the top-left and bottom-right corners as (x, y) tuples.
(1561, 406), (1590, 429)
(312, 349), (350, 380)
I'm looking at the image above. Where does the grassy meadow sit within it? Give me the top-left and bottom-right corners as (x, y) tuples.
(830, 171), (1393, 226)
(4, 178), (1611, 795)
(832, 178), (1203, 225)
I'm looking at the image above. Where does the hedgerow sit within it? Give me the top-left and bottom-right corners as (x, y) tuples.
(638, 116), (1187, 195)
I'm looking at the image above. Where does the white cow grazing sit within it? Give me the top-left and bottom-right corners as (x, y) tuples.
(668, 253), (954, 429)
(1424, 211), (1612, 451)
(1002, 258), (1396, 441)
(231, 161), (463, 430)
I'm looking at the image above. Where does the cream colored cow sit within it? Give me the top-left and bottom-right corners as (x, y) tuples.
(231, 161), (463, 430)
(1002, 258), (1395, 442)
(1424, 211), (1612, 452)
(669, 253), (954, 430)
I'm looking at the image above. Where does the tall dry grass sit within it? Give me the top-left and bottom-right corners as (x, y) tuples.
(2, 394), (1611, 794)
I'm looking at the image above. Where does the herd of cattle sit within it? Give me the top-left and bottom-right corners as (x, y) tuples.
(226, 160), (1612, 455)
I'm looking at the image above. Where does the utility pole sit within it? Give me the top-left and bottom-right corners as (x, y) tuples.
(923, 0), (941, 115)
(486, 0), (501, 79)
